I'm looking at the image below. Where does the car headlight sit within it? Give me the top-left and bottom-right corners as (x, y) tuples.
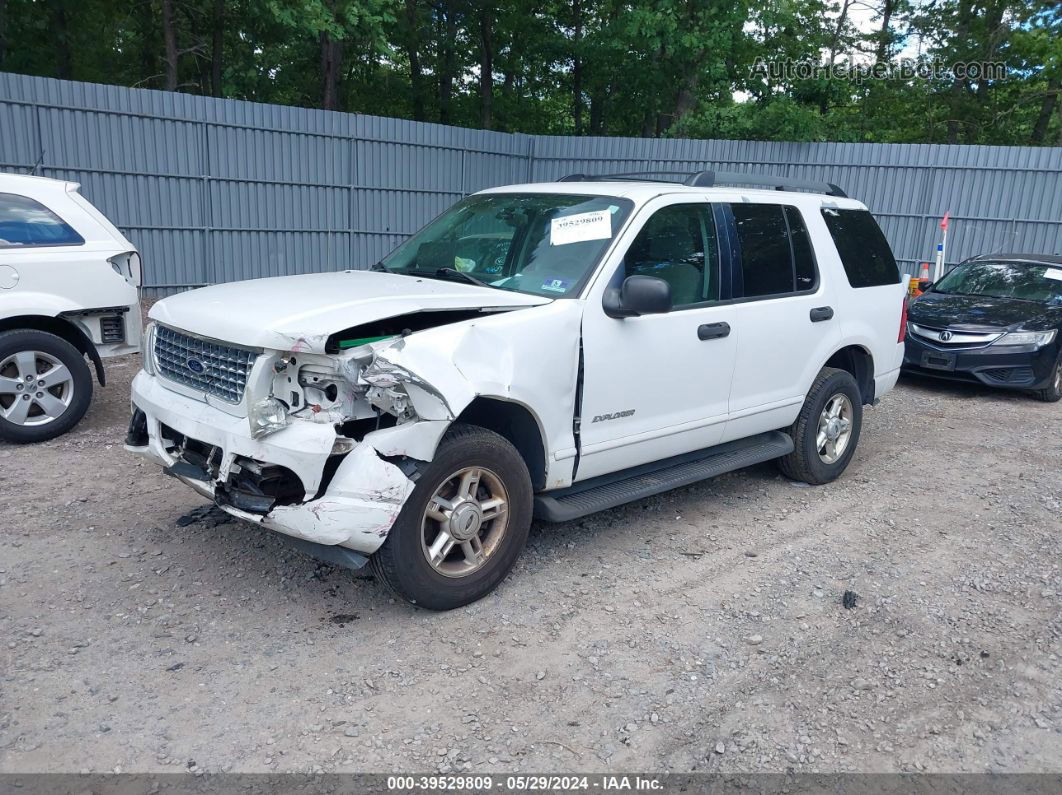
(991, 329), (1056, 348)
(248, 397), (288, 439)
(142, 322), (157, 375)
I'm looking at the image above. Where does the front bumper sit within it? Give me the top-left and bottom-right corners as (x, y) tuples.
(125, 371), (415, 555)
(902, 335), (1058, 390)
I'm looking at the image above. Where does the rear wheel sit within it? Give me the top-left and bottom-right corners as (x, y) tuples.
(777, 367), (863, 485)
(1032, 353), (1062, 402)
(370, 423), (533, 610)
(0, 330), (93, 443)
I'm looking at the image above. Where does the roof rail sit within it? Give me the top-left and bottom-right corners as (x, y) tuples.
(557, 171), (690, 185)
(558, 169), (847, 198)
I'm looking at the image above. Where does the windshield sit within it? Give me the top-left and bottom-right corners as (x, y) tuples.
(379, 193), (633, 298)
(932, 260), (1062, 305)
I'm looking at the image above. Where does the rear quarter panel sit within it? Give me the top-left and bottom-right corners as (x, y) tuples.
(806, 205), (907, 397)
(0, 178), (141, 353)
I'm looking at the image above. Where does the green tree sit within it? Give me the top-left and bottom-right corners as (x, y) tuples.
(0, 0), (1057, 144)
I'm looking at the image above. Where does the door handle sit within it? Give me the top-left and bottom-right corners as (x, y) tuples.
(697, 322), (731, 340)
(810, 306), (834, 322)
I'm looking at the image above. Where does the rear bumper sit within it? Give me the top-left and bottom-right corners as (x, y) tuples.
(62, 299), (143, 358)
(125, 370), (415, 555)
(902, 336), (1058, 389)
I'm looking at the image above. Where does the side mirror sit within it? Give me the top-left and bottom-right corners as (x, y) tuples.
(603, 275), (673, 318)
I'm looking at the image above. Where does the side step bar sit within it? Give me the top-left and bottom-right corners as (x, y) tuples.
(533, 431), (793, 522)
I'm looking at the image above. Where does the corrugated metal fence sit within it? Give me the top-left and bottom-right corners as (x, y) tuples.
(1, 72), (1060, 296)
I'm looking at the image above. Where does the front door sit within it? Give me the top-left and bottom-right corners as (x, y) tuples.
(577, 199), (737, 481)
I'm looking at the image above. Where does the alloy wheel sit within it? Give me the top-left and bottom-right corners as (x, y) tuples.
(816, 393), (853, 464)
(0, 350), (75, 427)
(420, 466), (510, 578)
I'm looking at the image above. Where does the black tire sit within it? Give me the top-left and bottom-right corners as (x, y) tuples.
(1032, 352), (1062, 403)
(777, 367), (863, 485)
(0, 329), (93, 444)
(370, 423), (533, 610)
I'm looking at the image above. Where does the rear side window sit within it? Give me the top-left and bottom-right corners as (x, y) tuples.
(0, 193), (84, 249)
(729, 203), (818, 298)
(821, 208), (899, 287)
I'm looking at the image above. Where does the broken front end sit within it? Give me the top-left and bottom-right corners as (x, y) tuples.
(125, 324), (458, 562)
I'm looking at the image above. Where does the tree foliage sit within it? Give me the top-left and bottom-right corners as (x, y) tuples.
(0, 0), (1058, 144)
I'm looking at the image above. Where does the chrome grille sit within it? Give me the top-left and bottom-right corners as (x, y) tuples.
(909, 323), (1003, 348)
(154, 326), (257, 403)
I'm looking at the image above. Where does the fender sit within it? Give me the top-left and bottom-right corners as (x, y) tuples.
(814, 344), (876, 406)
(0, 294), (108, 386)
(0, 291), (85, 321)
(357, 301), (584, 489)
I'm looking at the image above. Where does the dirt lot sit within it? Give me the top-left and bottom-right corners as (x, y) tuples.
(1, 356), (1060, 775)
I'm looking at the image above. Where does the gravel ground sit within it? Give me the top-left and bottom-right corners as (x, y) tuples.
(1, 356), (1060, 775)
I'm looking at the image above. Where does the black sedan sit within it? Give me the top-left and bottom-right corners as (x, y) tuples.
(903, 253), (1062, 402)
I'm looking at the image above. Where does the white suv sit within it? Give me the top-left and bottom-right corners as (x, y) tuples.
(126, 171), (906, 609)
(0, 173), (142, 443)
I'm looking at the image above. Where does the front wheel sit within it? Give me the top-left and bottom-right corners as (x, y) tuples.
(1032, 353), (1062, 402)
(370, 423), (533, 610)
(0, 329), (93, 443)
(777, 367), (863, 485)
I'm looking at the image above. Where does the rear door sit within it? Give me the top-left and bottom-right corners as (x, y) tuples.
(717, 201), (843, 443)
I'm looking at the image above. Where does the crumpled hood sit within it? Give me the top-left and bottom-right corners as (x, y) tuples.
(149, 270), (551, 353)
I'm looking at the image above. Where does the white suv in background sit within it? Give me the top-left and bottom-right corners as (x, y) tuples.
(127, 170), (907, 610)
(0, 173), (142, 442)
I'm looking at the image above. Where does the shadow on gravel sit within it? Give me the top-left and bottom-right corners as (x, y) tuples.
(164, 501), (403, 613)
(898, 371), (1037, 403)
(165, 459), (782, 613)
(526, 460), (780, 547)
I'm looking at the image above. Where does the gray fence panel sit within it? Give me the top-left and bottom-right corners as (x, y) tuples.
(0, 72), (1059, 297)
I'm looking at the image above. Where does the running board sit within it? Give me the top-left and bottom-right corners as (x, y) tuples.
(533, 431), (793, 522)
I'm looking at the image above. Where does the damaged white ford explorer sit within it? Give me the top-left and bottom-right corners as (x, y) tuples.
(126, 170), (907, 610)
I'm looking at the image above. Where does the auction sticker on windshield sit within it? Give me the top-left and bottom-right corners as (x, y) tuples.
(550, 210), (612, 246)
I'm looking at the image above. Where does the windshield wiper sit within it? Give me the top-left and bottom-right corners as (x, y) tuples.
(371, 260), (389, 272)
(399, 267), (494, 289)
(434, 267), (492, 288)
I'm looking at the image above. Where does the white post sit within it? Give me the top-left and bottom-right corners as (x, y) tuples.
(937, 226), (948, 281)
(935, 213), (950, 282)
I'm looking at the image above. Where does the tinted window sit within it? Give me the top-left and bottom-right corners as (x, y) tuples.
(786, 206), (817, 290)
(730, 203), (795, 297)
(821, 208), (899, 287)
(0, 193), (84, 248)
(625, 204), (717, 306)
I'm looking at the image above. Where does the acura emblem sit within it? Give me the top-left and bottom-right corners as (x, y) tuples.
(186, 357), (206, 374)
(939, 330), (953, 341)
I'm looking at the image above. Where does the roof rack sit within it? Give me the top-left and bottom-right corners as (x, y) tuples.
(558, 169), (847, 198)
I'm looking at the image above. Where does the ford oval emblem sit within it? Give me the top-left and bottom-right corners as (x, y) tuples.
(186, 357), (206, 374)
